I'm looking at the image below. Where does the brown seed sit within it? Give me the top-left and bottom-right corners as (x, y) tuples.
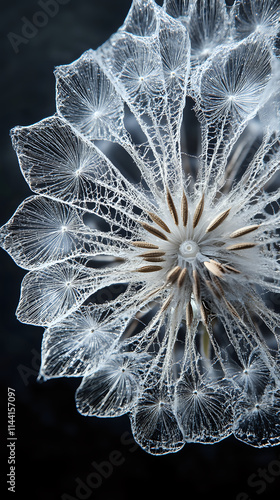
(139, 251), (166, 258)
(204, 259), (225, 278)
(132, 241), (159, 249)
(205, 208), (231, 233)
(161, 294), (173, 313)
(186, 302), (193, 328)
(167, 265), (182, 284)
(205, 279), (221, 299)
(178, 268), (187, 287)
(167, 189), (179, 225)
(148, 212), (171, 233)
(143, 257), (165, 262)
(226, 242), (256, 251)
(229, 225), (259, 239)
(192, 269), (200, 303)
(181, 191), (188, 227)
(224, 299), (241, 319)
(224, 264), (241, 274)
(135, 265), (163, 273)
(200, 302), (208, 325)
(193, 193), (205, 228)
(211, 275), (225, 298)
(144, 285), (165, 301)
(141, 222), (168, 241)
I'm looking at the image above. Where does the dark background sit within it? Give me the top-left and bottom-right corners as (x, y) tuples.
(0, 1), (279, 499)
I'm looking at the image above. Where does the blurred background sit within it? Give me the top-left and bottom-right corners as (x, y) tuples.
(0, 1), (280, 499)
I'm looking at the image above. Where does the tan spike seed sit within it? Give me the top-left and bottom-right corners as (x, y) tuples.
(193, 193), (205, 228)
(132, 241), (159, 249)
(224, 299), (241, 319)
(178, 267), (187, 288)
(167, 189), (179, 225)
(211, 275), (225, 298)
(141, 222), (168, 241)
(143, 257), (165, 262)
(200, 302), (208, 325)
(205, 279), (222, 299)
(205, 208), (231, 233)
(139, 251), (166, 258)
(160, 294), (173, 313)
(148, 212), (171, 233)
(135, 265), (163, 273)
(167, 265), (182, 284)
(192, 269), (200, 303)
(224, 264), (241, 274)
(186, 302), (193, 328)
(144, 285), (165, 301)
(226, 242), (256, 251)
(181, 191), (188, 227)
(204, 259), (225, 278)
(229, 224), (259, 239)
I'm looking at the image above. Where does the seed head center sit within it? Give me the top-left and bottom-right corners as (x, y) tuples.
(179, 240), (199, 262)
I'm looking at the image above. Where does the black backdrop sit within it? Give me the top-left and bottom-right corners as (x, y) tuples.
(1, 1), (280, 499)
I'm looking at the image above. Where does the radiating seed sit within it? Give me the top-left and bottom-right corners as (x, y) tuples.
(132, 241), (159, 249)
(161, 294), (173, 313)
(148, 212), (171, 233)
(145, 285), (165, 301)
(205, 279), (221, 299)
(229, 225), (259, 238)
(205, 208), (231, 233)
(211, 275), (225, 298)
(192, 269), (200, 303)
(141, 222), (168, 241)
(181, 191), (188, 227)
(178, 268), (187, 287)
(204, 259), (225, 278)
(143, 257), (165, 262)
(135, 265), (163, 273)
(167, 265), (182, 284)
(224, 299), (241, 319)
(200, 302), (208, 325)
(186, 302), (193, 328)
(167, 189), (179, 225)
(139, 251), (166, 258)
(224, 264), (241, 274)
(226, 242), (256, 251)
(193, 193), (205, 228)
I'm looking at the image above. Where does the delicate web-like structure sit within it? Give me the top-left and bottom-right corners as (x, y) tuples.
(1, 0), (280, 454)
